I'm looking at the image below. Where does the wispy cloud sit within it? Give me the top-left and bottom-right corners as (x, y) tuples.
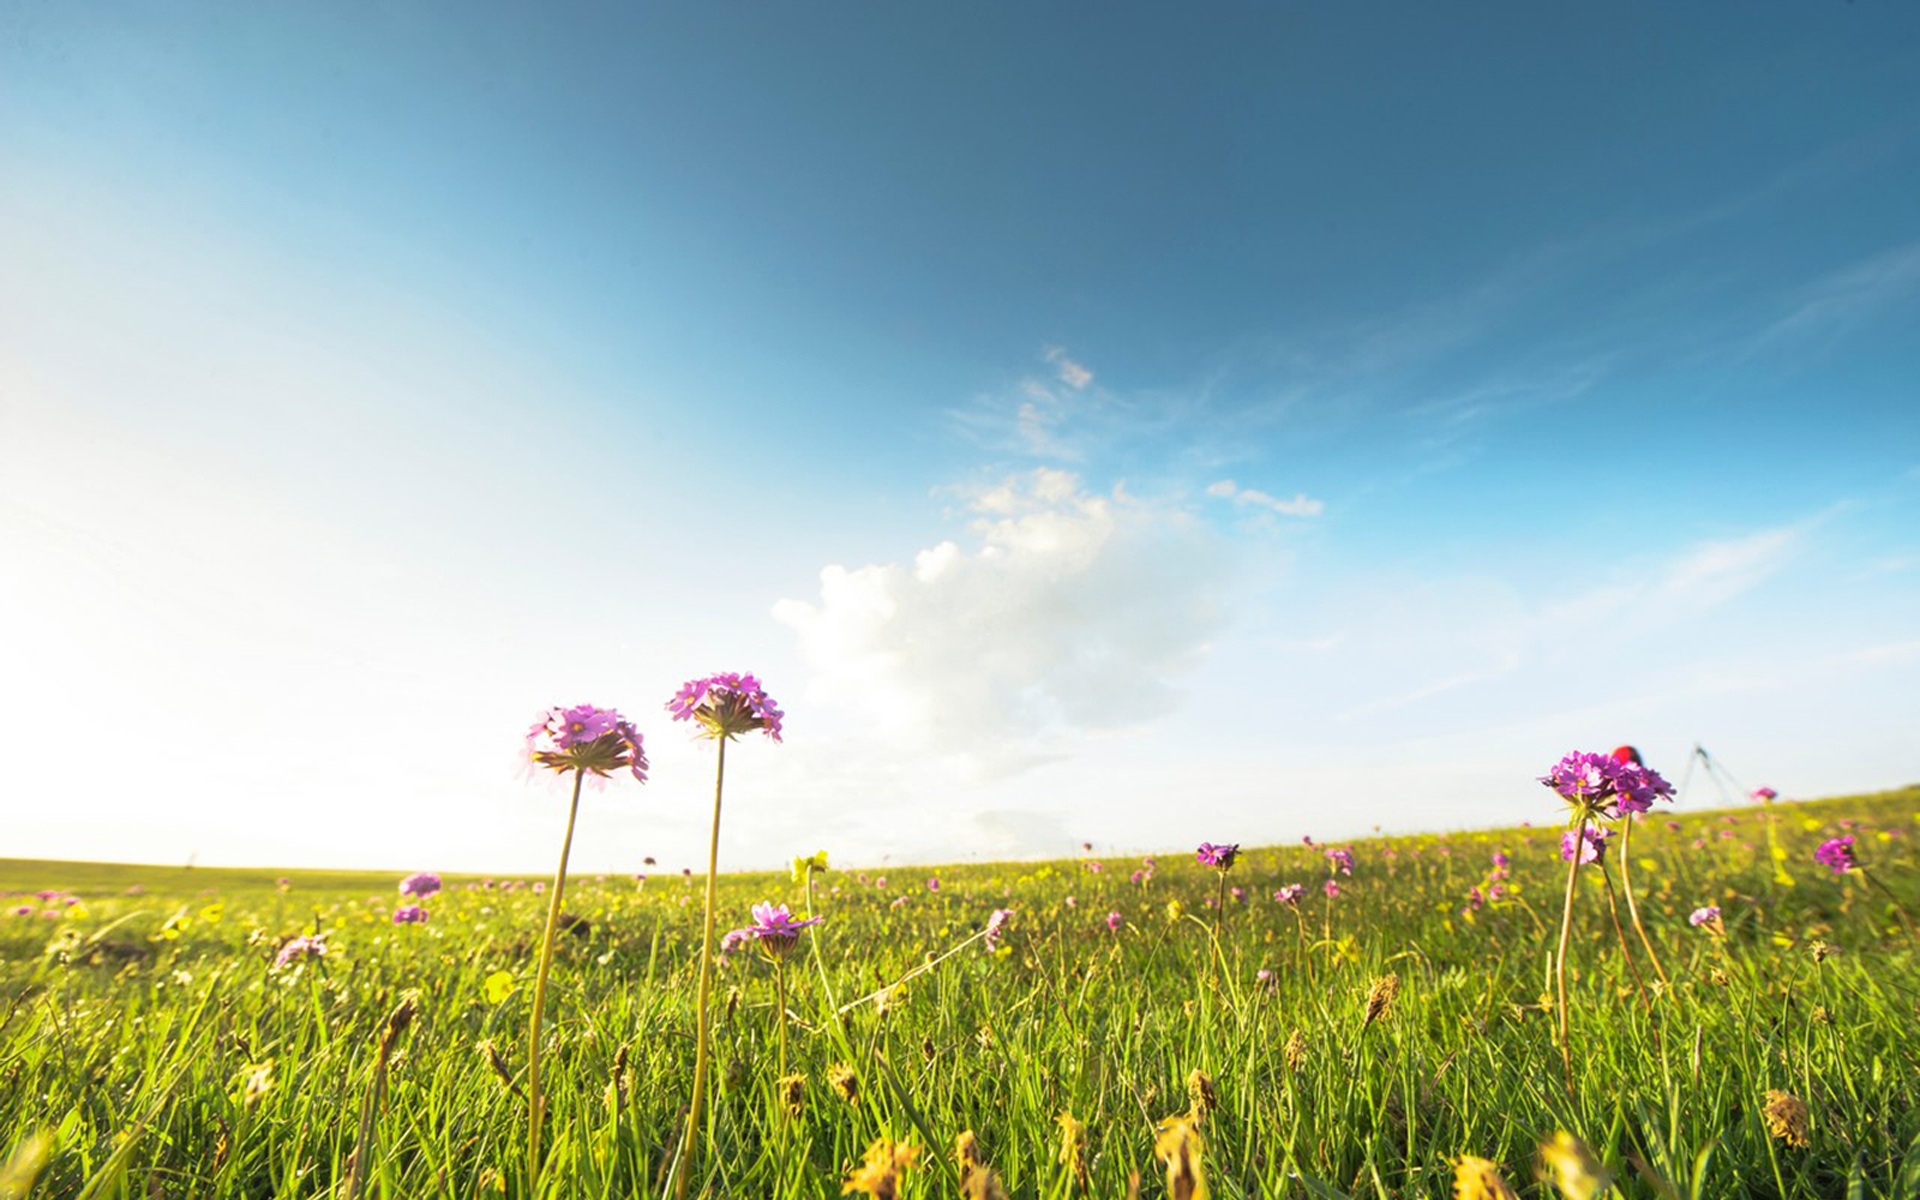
(1757, 240), (1920, 349)
(1205, 478), (1324, 517)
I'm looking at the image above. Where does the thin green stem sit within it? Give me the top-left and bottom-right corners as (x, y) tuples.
(1618, 817), (1672, 994)
(527, 768), (585, 1194)
(1554, 813), (1588, 1098)
(674, 736), (727, 1200)
(775, 956), (790, 1080)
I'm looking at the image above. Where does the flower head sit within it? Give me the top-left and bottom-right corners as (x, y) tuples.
(843, 1137), (918, 1200)
(1325, 847), (1355, 875)
(1689, 905), (1722, 927)
(1560, 827), (1609, 865)
(1195, 842), (1240, 870)
(398, 872), (442, 899)
(790, 849), (829, 883)
(727, 902), (822, 959)
(667, 672), (784, 742)
(984, 907), (1015, 952)
(1105, 910), (1123, 932)
(1752, 786), (1779, 803)
(526, 705), (648, 781)
(391, 905), (429, 925)
(1814, 836), (1857, 875)
(1274, 883), (1305, 906)
(1612, 762), (1675, 815)
(273, 934), (327, 969)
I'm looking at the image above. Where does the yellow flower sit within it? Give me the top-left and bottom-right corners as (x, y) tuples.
(1762, 1090), (1811, 1148)
(484, 971), (516, 1005)
(791, 850), (831, 883)
(1454, 1155), (1519, 1200)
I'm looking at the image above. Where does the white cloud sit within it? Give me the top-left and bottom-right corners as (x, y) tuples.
(1043, 345), (1093, 390)
(772, 468), (1228, 779)
(1206, 478), (1325, 517)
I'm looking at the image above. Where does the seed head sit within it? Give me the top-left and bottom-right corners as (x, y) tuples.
(1186, 1069), (1218, 1119)
(1363, 973), (1400, 1028)
(842, 1138), (918, 1200)
(828, 1063), (859, 1105)
(1283, 1028), (1308, 1072)
(1762, 1090), (1810, 1148)
(777, 1073), (806, 1115)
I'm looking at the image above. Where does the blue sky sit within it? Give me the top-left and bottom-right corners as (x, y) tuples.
(3, 2), (1917, 874)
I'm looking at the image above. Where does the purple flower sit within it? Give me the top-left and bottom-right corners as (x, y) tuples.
(1195, 842), (1240, 870)
(1325, 847), (1355, 876)
(667, 672), (785, 742)
(1106, 910), (1123, 932)
(984, 908), (1014, 951)
(274, 935), (327, 969)
(1490, 851), (1510, 872)
(1323, 879), (1340, 899)
(1230, 886), (1246, 904)
(1560, 827), (1609, 865)
(926, 877), (940, 892)
(1128, 870), (1145, 884)
(526, 704), (649, 782)
(726, 901), (822, 959)
(398, 872), (442, 899)
(1085, 861), (1104, 874)
(1752, 786), (1778, 803)
(1274, 884), (1305, 906)
(392, 905), (429, 925)
(1814, 836), (1858, 875)
(1539, 751), (1623, 812)
(11, 906), (31, 917)
(1466, 886), (1485, 912)
(1689, 905), (1721, 927)
(1613, 763), (1676, 815)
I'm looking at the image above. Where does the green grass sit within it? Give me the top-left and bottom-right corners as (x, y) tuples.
(4, 787), (1918, 1198)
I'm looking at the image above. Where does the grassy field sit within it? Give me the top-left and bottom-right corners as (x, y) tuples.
(3, 786), (1917, 1198)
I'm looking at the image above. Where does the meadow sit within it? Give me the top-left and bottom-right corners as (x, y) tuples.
(3, 785), (1917, 1199)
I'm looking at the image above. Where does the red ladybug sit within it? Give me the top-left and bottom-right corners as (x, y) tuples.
(1611, 745), (1643, 766)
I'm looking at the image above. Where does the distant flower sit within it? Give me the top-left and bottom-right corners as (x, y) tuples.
(1689, 905), (1722, 927)
(926, 877), (940, 892)
(10, 906), (30, 918)
(526, 704), (648, 781)
(1275, 884), (1305, 906)
(274, 935), (326, 969)
(484, 971), (516, 1004)
(1084, 861), (1104, 873)
(1129, 870), (1145, 884)
(727, 901), (822, 959)
(1230, 886), (1246, 903)
(985, 908), (1014, 952)
(1106, 910), (1122, 931)
(667, 672), (784, 742)
(1141, 856), (1157, 870)
(1325, 847), (1355, 875)
(398, 872), (442, 898)
(1490, 851), (1510, 873)
(1195, 842), (1240, 870)
(1560, 827), (1609, 864)
(1752, 786), (1779, 803)
(392, 905), (429, 925)
(1065, 895), (1077, 908)
(1323, 879), (1340, 899)
(1814, 836), (1857, 875)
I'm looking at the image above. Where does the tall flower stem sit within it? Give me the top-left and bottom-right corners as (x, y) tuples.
(1617, 818), (1672, 994)
(676, 736), (728, 1200)
(1209, 870), (1228, 989)
(527, 768), (585, 1193)
(774, 956), (791, 1079)
(1553, 813), (1588, 1098)
(1597, 862), (1650, 1011)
